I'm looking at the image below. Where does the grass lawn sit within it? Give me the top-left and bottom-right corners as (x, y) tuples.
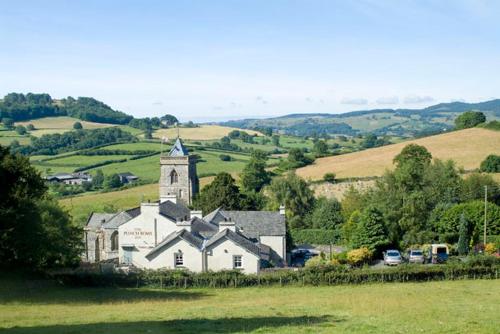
(0, 277), (498, 333)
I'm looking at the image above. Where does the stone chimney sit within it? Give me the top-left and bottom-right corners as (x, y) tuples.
(160, 194), (178, 204)
(190, 210), (203, 219)
(279, 205), (286, 216)
(219, 217), (236, 232)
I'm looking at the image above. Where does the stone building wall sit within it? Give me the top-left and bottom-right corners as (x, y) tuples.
(159, 155), (198, 205)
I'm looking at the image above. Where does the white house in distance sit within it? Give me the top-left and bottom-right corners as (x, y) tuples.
(83, 138), (286, 274)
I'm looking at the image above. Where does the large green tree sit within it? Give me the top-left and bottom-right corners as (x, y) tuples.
(480, 154), (500, 173)
(194, 172), (243, 213)
(351, 206), (389, 254)
(306, 197), (343, 230)
(267, 172), (315, 228)
(0, 145), (82, 269)
(454, 111), (486, 129)
(240, 150), (270, 192)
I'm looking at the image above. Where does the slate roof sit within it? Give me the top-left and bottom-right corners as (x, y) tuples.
(169, 137), (189, 157)
(146, 229), (204, 258)
(159, 200), (191, 221)
(204, 209), (286, 239)
(190, 216), (218, 239)
(86, 213), (116, 229)
(102, 211), (134, 229)
(125, 206), (141, 218)
(205, 228), (260, 256)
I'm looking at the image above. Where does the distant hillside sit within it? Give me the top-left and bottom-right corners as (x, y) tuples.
(221, 99), (500, 137)
(0, 92), (133, 124)
(296, 127), (500, 180)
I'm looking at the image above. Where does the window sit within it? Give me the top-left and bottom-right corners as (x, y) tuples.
(175, 252), (183, 267)
(170, 170), (178, 184)
(111, 231), (119, 251)
(233, 255), (242, 269)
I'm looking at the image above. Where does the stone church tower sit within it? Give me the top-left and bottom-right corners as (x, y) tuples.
(159, 137), (199, 205)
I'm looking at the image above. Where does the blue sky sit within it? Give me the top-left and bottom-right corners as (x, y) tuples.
(1, 1), (500, 121)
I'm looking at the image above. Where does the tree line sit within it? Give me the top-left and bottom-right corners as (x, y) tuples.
(10, 127), (136, 155)
(193, 144), (500, 255)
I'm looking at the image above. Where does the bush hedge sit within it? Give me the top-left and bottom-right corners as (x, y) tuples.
(291, 228), (340, 245)
(51, 261), (499, 289)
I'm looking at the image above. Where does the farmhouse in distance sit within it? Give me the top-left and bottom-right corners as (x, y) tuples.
(83, 137), (286, 273)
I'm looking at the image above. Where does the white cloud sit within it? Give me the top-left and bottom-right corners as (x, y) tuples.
(404, 95), (435, 104)
(341, 97), (368, 105)
(376, 96), (399, 105)
(152, 101), (163, 106)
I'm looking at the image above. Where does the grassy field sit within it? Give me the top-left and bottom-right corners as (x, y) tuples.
(153, 125), (262, 141)
(13, 117), (143, 137)
(60, 176), (226, 224)
(0, 276), (498, 333)
(59, 183), (159, 223)
(297, 128), (500, 180)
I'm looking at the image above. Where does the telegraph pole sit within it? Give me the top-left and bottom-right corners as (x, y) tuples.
(484, 185), (488, 245)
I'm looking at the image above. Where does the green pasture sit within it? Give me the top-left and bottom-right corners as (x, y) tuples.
(0, 275), (498, 334)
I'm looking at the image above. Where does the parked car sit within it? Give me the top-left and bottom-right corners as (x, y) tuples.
(408, 249), (425, 264)
(384, 250), (402, 266)
(428, 244), (449, 264)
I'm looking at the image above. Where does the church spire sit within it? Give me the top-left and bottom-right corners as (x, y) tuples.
(168, 137), (189, 157)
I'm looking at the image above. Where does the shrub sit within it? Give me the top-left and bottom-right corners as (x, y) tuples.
(323, 172), (336, 183)
(465, 254), (499, 267)
(15, 125), (27, 135)
(347, 247), (373, 267)
(484, 243), (497, 255)
(73, 121), (83, 130)
(332, 251), (348, 264)
(304, 255), (324, 267)
(480, 154), (500, 172)
(219, 154), (232, 161)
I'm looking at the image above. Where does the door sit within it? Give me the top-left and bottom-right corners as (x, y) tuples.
(123, 248), (133, 265)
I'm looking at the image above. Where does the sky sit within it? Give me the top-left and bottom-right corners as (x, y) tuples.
(1, 0), (500, 122)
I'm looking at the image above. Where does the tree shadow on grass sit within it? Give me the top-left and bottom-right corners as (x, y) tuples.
(0, 282), (208, 305)
(0, 315), (341, 334)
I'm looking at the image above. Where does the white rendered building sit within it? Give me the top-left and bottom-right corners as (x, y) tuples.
(83, 138), (286, 273)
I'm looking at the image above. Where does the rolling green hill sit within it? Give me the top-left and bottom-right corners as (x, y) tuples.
(221, 99), (500, 137)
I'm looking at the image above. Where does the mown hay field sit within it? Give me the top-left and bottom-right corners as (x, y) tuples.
(297, 128), (500, 180)
(14, 117), (143, 137)
(0, 275), (498, 334)
(153, 125), (262, 141)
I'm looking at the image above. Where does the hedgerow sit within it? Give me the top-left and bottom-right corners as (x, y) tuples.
(51, 260), (499, 289)
(290, 229), (340, 245)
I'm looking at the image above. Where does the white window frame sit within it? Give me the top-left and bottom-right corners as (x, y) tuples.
(174, 252), (184, 267)
(233, 255), (242, 269)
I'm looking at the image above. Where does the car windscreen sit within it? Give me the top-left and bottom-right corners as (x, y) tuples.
(387, 251), (400, 257)
(411, 251), (423, 256)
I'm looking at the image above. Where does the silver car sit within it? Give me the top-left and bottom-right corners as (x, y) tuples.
(408, 249), (425, 264)
(384, 250), (402, 266)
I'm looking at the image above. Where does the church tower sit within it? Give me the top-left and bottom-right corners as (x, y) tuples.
(159, 137), (199, 205)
